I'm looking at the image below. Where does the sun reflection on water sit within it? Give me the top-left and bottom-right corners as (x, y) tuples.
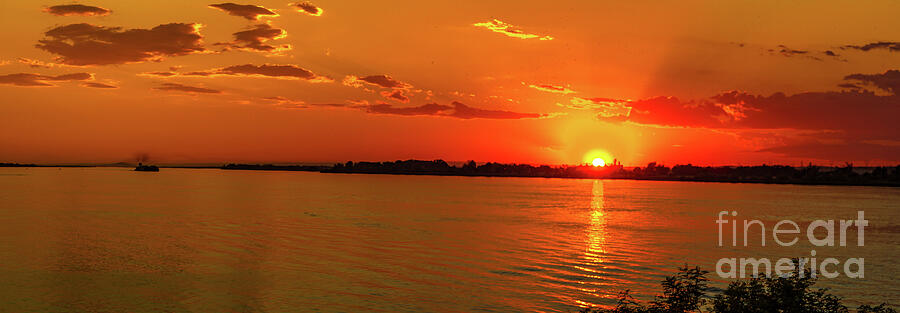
(585, 180), (608, 265)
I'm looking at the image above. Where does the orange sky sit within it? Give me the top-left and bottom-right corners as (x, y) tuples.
(1, 1), (899, 166)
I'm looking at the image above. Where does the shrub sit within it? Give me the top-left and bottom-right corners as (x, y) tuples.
(580, 264), (894, 313)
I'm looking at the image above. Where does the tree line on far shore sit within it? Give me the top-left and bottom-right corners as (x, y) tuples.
(222, 159), (900, 187)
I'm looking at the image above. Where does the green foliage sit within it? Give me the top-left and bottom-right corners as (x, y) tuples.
(580, 264), (894, 313)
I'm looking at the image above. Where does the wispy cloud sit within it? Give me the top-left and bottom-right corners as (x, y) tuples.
(0, 72), (92, 87)
(44, 4), (110, 16)
(344, 74), (411, 89)
(367, 101), (554, 119)
(143, 64), (331, 82)
(473, 19), (553, 41)
(526, 83), (575, 94)
(83, 82), (118, 89)
(154, 83), (221, 94)
(557, 97), (632, 118)
(209, 3), (278, 20)
(842, 41), (900, 52)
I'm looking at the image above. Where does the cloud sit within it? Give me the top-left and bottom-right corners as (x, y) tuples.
(473, 19), (553, 41)
(36, 23), (205, 65)
(366, 101), (550, 119)
(585, 77), (900, 162)
(208, 3), (277, 20)
(526, 83), (575, 94)
(83, 82), (117, 88)
(558, 97), (632, 118)
(217, 24), (289, 53)
(343, 74), (411, 89)
(291, 2), (323, 16)
(0, 72), (92, 87)
(769, 45), (821, 61)
(260, 96), (306, 108)
(44, 4), (110, 16)
(594, 70), (900, 146)
(841, 41), (900, 52)
(216, 64), (329, 81)
(844, 69), (900, 95)
(381, 89), (409, 103)
(17, 58), (67, 68)
(368, 103), (452, 116)
(837, 82), (860, 90)
(258, 96), (348, 108)
(144, 64), (331, 82)
(141, 71), (179, 77)
(447, 101), (545, 119)
(154, 83), (221, 94)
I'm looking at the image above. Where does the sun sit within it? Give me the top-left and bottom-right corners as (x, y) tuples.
(583, 149), (613, 167)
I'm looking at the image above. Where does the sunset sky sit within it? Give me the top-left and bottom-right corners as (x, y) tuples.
(1, 1), (899, 165)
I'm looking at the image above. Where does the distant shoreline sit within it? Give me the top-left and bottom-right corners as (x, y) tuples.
(4, 161), (899, 187)
(220, 161), (900, 188)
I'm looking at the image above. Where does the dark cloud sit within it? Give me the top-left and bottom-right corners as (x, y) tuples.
(837, 83), (860, 90)
(381, 90), (409, 103)
(183, 71), (216, 77)
(218, 64), (328, 80)
(83, 82), (117, 88)
(844, 69), (900, 95)
(44, 4), (110, 16)
(769, 45), (822, 61)
(367, 101), (549, 119)
(448, 101), (544, 119)
(291, 2), (323, 16)
(842, 41), (900, 52)
(209, 3), (277, 20)
(344, 74), (411, 89)
(217, 24), (289, 52)
(614, 90), (897, 135)
(144, 72), (178, 77)
(36, 23), (205, 65)
(145, 64), (331, 82)
(592, 70), (900, 158)
(154, 83), (221, 94)
(822, 50), (846, 61)
(0, 72), (92, 87)
(775, 45), (808, 56)
(368, 103), (451, 116)
(142, 71), (178, 77)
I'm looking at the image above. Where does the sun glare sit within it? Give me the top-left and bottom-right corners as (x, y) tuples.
(592, 158), (606, 167)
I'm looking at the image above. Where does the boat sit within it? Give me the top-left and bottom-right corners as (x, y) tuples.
(134, 163), (160, 172)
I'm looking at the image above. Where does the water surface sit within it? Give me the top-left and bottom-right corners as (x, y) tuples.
(0, 167), (897, 312)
